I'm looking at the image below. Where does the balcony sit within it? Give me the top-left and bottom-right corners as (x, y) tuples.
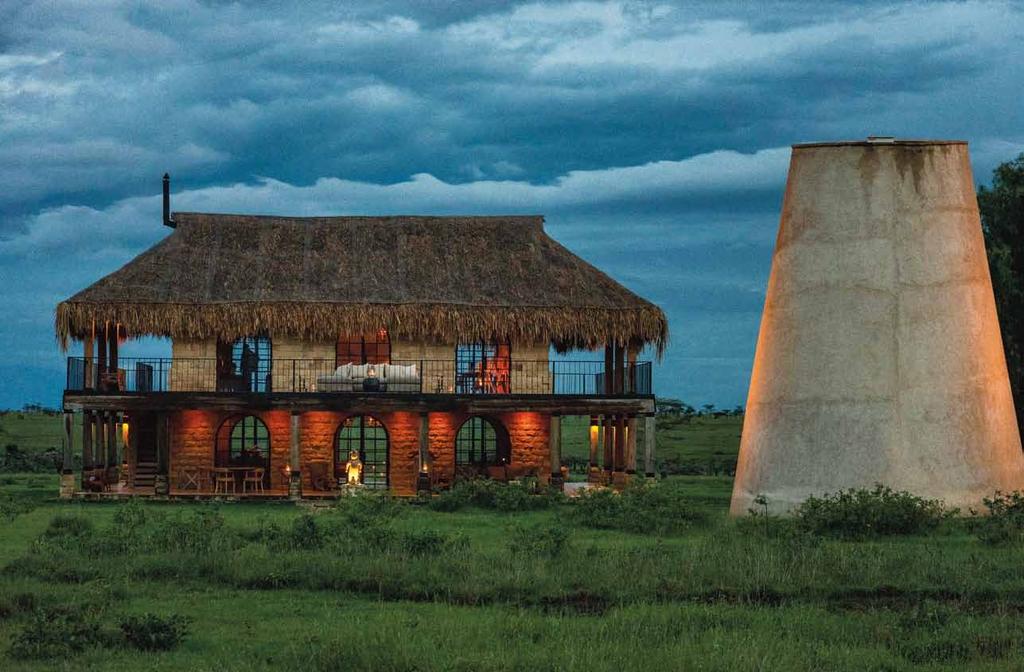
(65, 357), (653, 397)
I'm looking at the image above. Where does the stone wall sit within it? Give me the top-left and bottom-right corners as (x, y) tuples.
(167, 408), (552, 495)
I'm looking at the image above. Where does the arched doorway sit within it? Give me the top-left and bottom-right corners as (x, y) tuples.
(455, 416), (511, 475)
(215, 415), (271, 488)
(336, 415), (389, 489)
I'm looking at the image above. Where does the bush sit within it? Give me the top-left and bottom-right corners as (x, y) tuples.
(149, 509), (229, 553)
(42, 513), (95, 542)
(289, 513), (323, 549)
(508, 523), (571, 558)
(569, 481), (707, 534)
(334, 490), (405, 528)
(9, 607), (111, 659)
(793, 485), (952, 539)
(972, 491), (1024, 545)
(430, 479), (561, 512)
(399, 529), (461, 557)
(120, 613), (191, 651)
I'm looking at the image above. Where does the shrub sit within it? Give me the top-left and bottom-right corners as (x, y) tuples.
(508, 523), (571, 558)
(120, 613), (191, 651)
(334, 490), (405, 528)
(289, 513), (323, 550)
(569, 481), (707, 534)
(972, 491), (1024, 545)
(793, 485), (952, 539)
(399, 529), (454, 557)
(430, 479), (560, 512)
(9, 607), (111, 659)
(43, 513), (94, 539)
(149, 509), (229, 553)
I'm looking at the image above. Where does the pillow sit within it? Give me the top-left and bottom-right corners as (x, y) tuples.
(335, 363), (353, 378)
(350, 363), (370, 379)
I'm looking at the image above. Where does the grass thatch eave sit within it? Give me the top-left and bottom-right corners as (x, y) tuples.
(56, 300), (668, 357)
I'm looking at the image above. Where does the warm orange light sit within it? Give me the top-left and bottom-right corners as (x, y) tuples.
(121, 420), (129, 446)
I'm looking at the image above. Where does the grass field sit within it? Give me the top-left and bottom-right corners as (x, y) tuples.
(1, 413), (1022, 671)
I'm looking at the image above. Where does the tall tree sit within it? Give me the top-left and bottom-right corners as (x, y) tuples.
(978, 154), (1024, 432)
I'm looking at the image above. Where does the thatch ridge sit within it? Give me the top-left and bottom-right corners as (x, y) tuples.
(56, 213), (668, 354)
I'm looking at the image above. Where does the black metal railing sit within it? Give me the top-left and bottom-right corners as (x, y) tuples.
(65, 358), (653, 396)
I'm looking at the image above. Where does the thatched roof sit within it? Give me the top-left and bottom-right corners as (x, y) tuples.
(56, 213), (668, 354)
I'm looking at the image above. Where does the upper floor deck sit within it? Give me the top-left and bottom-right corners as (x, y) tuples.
(65, 356), (653, 398)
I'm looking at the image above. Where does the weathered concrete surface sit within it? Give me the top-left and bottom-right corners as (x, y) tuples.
(731, 140), (1024, 515)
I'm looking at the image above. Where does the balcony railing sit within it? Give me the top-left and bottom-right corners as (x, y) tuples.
(66, 358), (653, 397)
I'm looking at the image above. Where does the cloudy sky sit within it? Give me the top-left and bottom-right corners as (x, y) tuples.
(1, 0), (1022, 409)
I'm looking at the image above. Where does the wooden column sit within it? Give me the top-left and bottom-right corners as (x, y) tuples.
(83, 327), (94, 390)
(614, 341), (625, 394)
(644, 414), (656, 477)
(93, 411), (104, 470)
(548, 414), (563, 489)
(61, 412), (75, 499)
(625, 415), (638, 474)
(106, 412), (118, 483)
(614, 415), (626, 471)
(603, 345), (613, 395)
(154, 413), (170, 495)
(97, 322), (108, 380)
(602, 414), (614, 474)
(626, 345), (638, 395)
(81, 412), (93, 481)
(109, 325), (118, 383)
(588, 415), (599, 472)
(289, 412), (301, 499)
(416, 413), (431, 493)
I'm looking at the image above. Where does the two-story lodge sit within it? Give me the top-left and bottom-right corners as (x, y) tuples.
(56, 186), (667, 499)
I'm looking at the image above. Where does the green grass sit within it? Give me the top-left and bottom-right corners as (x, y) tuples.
(1, 412), (1022, 670)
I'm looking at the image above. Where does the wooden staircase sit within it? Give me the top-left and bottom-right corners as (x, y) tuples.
(133, 461), (158, 490)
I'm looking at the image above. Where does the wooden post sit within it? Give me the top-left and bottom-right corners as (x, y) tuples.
(644, 414), (656, 477)
(61, 412), (75, 499)
(626, 345), (638, 395)
(83, 327), (94, 390)
(612, 414), (627, 488)
(93, 411), (104, 470)
(417, 413), (431, 494)
(154, 413), (170, 496)
(603, 345), (613, 395)
(615, 341), (626, 394)
(626, 415), (638, 474)
(588, 415), (599, 472)
(97, 322), (108, 381)
(602, 414), (614, 475)
(289, 412), (301, 499)
(106, 412), (118, 484)
(81, 411), (93, 484)
(548, 414), (563, 489)
(108, 324), (119, 380)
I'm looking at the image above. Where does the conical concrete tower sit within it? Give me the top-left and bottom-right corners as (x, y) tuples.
(731, 139), (1024, 515)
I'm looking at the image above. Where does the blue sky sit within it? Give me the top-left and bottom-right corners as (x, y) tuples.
(1, 0), (1022, 409)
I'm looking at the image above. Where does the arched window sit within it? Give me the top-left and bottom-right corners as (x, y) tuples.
(215, 415), (271, 486)
(336, 415), (389, 489)
(456, 416), (511, 466)
(337, 329), (390, 366)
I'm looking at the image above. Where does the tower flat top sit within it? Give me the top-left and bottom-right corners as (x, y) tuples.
(792, 139), (967, 148)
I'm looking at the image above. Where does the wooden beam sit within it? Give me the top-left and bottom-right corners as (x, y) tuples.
(97, 322), (108, 377)
(626, 345), (638, 395)
(108, 324), (119, 388)
(106, 412), (117, 482)
(614, 341), (625, 394)
(93, 411), (104, 470)
(62, 392), (656, 416)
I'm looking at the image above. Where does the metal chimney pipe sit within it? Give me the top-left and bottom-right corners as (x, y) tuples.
(162, 173), (175, 228)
